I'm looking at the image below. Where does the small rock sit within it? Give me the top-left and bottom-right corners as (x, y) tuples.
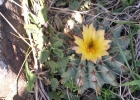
(0, 0), (4, 6)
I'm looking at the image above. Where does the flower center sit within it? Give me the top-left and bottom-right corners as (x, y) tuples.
(87, 41), (94, 53)
(88, 42), (93, 49)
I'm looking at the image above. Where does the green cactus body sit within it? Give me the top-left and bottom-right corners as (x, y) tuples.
(75, 60), (89, 94)
(59, 19), (131, 95)
(62, 58), (80, 84)
(103, 55), (128, 74)
(97, 63), (118, 86)
(114, 50), (131, 63)
(88, 61), (104, 94)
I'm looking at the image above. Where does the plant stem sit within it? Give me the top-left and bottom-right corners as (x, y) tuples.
(128, 24), (137, 74)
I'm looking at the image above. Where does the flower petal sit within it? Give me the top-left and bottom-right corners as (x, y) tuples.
(82, 24), (96, 44)
(99, 40), (111, 50)
(87, 53), (98, 61)
(81, 54), (86, 61)
(91, 58), (97, 63)
(74, 36), (84, 48)
(75, 47), (86, 54)
(94, 37), (104, 47)
(106, 45), (110, 50)
(96, 30), (105, 38)
(82, 25), (89, 43)
(103, 40), (111, 45)
(89, 24), (96, 40)
(100, 51), (109, 55)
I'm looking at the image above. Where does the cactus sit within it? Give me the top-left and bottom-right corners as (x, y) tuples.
(58, 18), (131, 95)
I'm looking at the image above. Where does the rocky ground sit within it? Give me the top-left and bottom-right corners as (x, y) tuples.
(0, 0), (28, 99)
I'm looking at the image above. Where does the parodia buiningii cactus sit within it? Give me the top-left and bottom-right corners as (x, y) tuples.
(58, 18), (131, 95)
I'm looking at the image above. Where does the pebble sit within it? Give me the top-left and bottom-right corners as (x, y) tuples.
(0, 0), (4, 6)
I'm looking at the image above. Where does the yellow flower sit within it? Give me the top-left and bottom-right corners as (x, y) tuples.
(73, 23), (111, 63)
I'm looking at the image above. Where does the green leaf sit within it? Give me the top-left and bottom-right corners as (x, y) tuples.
(57, 57), (69, 68)
(57, 57), (69, 74)
(39, 50), (50, 64)
(49, 26), (55, 35)
(60, 93), (79, 100)
(51, 78), (59, 91)
(56, 0), (67, 7)
(25, 60), (37, 92)
(128, 0), (135, 5)
(65, 79), (78, 92)
(24, 24), (40, 34)
(53, 39), (63, 48)
(130, 85), (140, 92)
(136, 60), (140, 67)
(97, 96), (103, 100)
(113, 7), (125, 13)
(53, 48), (63, 58)
(38, 7), (48, 25)
(32, 30), (46, 50)
(108, 19), (140, 28)
(54, 16), (63, 31)
(46, 61), (58, 73)
(122, 0), (129, 6)
(48, 91), (61, 100)
(98, 1), (106, 7)
(25, 25), (46, 49)
(69, 1), (80, 10)
(73, 26), (82, 35)
(28, 13), (39, 24)
(121, 80), (140, 86)
(131, 27), (138, 35)
(112, 95), (117, 99)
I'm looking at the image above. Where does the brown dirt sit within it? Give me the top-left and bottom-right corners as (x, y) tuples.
(0, 0), (28, 99)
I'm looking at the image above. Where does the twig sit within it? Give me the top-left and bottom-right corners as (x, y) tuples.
(0, 12), (31, 47)
(49, 0), (57, 9)
(10, 0), (24, 9)
(38, 86), (46, 100)
(106, 0), (120, 10)
(10, 32), (29, 39)
(39, 80), (50, 100)
(122, 6), (137, 12)
(49, 7), (90, 15)
(27, 21), (39, 100)
(35, 81), (39, 100)
(27, 31), (38, 71)
(119, 74), (122, 96)
(67, 87), (71, 100)
(23, 0), (39, 100)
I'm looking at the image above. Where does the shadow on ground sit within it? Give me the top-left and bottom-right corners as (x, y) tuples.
(0, 0), (28, 99)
